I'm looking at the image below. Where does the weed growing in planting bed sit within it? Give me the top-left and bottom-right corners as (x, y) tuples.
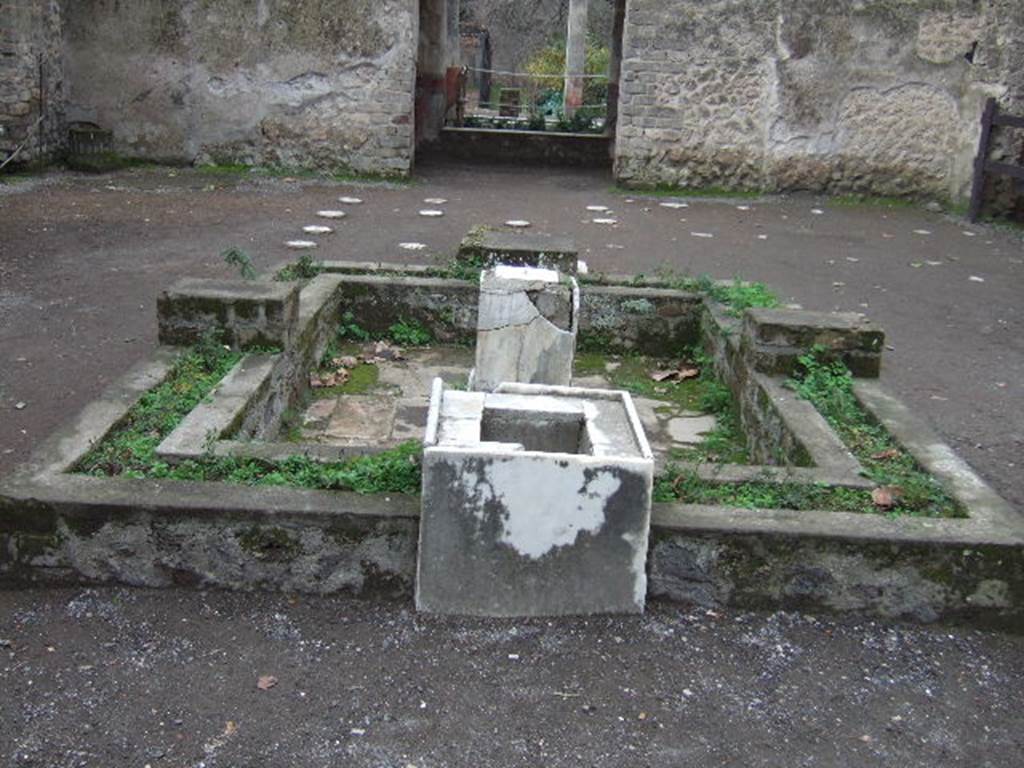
(388, 318), (432, 347)
(574, 350), (750, 465)
(74, 340), (422, 495)
(76, 336), (242, 477)
(654, 349), (964, 518)
(787, 349), (961, 518)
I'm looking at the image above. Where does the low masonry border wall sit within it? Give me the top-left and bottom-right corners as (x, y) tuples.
(2, 264), (1022, 629)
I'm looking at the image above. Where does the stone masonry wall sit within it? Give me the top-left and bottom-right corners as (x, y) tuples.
(62, 0), (418, 176)
(615, 0), (1024, 202)
(0, 0), (64, 165)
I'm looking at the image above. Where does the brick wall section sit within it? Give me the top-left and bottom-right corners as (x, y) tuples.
(615, 0), (1024, 203)
(61, 0), (417, 176)
(0, 0), (63, 165)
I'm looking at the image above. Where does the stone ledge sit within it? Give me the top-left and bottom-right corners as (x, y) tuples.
(743, 308), (884, 378)
(157, 278), (301, 349)
(458, 230), (578, 274)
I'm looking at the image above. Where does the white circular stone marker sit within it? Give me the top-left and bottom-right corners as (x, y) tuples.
(660, 202), (689, 209)
(586, 205), (610, 212)
(424, 197), (448, 205)
(504, 220), (531, 228)
(592, 218), (618, 225)
(690, 232), (714, 239)
(317, 210), (347, 219)
(303, 225), (334, 235)
(399, 242), (427, 250)
(338, 196), (363, 204)
(811, 208), (825, 215)
(419, 209), (445, 217)
(286, 240), (318, 249)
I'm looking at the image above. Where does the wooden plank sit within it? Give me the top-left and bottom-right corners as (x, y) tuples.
(993, 113), (1024, 129)
(968, 98), (997, 223)
(985, 161), (1024, 181)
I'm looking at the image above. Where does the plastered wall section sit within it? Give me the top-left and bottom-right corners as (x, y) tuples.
(615, 0), (1024, 201)
(62, 0), (418, 175)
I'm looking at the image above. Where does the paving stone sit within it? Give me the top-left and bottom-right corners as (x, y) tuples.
(667, 415), (717, 445)
(391, 399), (431, 442)
(322, 395), (397, 444)
(302, 398), (337, 430)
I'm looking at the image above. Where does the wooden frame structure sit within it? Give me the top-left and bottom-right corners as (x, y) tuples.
(969, 98), (1024, 222)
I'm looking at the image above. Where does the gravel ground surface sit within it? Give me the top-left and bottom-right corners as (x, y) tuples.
(1, 161), (1022, 766)
(1, 587), (1022, 768)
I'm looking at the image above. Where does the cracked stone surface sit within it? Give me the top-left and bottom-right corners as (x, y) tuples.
(295, 348), (472, 447)
(473, 267), (578, 392)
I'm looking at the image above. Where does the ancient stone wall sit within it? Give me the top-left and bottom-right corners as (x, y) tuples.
(0, 0), (64, 165)
(615, 0), (1024, 202)
(62, 0), (418, 176)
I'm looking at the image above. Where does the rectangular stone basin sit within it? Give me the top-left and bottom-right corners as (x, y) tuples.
(417, 380), (655, 617)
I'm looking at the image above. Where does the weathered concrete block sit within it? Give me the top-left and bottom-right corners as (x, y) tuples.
(472, 266), (579, 392)
(458, 229), (579, 274)
(742, 308), (884, 378)
(417, 380), (655, 617)
(157, 278), (300, 350)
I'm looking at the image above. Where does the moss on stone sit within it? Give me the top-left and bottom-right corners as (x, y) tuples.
(238, 526), (301, 562)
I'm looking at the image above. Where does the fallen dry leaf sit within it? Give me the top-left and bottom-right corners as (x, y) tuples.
(870, 449), (900, 461)
(677, 365), (700, 381)
(224, 721), (238, 736)
(257, 675), (278, 691)
(871, 486), (904, 510)
(649, 363), (700, 383)
(650, 370), (677, 382)
(361, 340), (405, 364)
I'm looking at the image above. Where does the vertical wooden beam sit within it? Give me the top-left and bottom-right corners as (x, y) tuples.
(605, 0), (627, 140)
(968, 98), (997, 223)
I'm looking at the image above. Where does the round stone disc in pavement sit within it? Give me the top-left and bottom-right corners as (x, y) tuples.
(419, 209), (445, 217)
(660, 201), (689, 209)
(286, 240), (318, 249)
(592, 218), (618, 225)
(338, 196), (363, 204)
(317, 210), (347, 219)
(424, 197), (448, 205)
(504, 220), (531, 228)
(586, 205), (610, 212)
(399, 242), (427, 250)
(303, 225), (334, 235)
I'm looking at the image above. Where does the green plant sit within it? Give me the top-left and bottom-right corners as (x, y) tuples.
(786, 347), (961, 518)
(388, 318), (432, 347)
(525, 36), (610, 109)
(76, 339), (241, 477)
(337, 312), (370, 343)
(276, 253), (322, 282)
(222, 247), (256, 280)
(647, 270), (779, 317)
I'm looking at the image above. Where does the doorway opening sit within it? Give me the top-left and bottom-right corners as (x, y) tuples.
(416, 0), (628, 167)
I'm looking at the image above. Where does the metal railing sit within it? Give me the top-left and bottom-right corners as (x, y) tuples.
(455, 66), (609, 132)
